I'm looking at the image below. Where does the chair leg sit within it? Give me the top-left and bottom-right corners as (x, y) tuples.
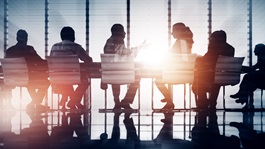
(138, 84), (140, 110)
(189, 84), (192, 109)
(151, 78), (155, 110)
(104, 89), (107, 110)
(57, 94), (60, 110)
(51, 88), (54, 110)
(184, 84), (186, 110)
(222, 86), (225, 110)
(261, 89), (263, 109)
(20, 87), (22, 110)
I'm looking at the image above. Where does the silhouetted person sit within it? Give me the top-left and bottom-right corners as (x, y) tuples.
(68, 112), (88, 139)
(50, 26), (93, 110)
(5, 29), (49, 112)
(21, 111), (49, 149)
(155, 22), (194, 109)
(50, 112), (73, 139)
(103, 23), (147, 110)
(154, 111), (174, 141)
(111, 112), (121, 141)
(101, 112), (122, 149)
(192, 30), (235, 110)
(230, 43), (265, 110)
(51, 112), (88, 148)
(230, 111), (265, 149)
(100, 111), (140, 149)
(191, 110), (240, 149)
(53, 85), (74, 110)
(123, 112), (139, 142)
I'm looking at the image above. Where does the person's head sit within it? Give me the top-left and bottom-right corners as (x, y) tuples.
(60, 26), (75, 42)
(254, 43), (265, 56)
(172, 22), (187, 39)
(209, 30), (227, 44)
(16, 29), (28, 43)
(111, 24), (126, 39)
(172, 22), (194, 48)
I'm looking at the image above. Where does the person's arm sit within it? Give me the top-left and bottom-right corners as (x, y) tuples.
(30, 46), (48, 72)
(252, 57), (265, 70)
(76, 45), (93, 63)
(104, 39), (117, 54)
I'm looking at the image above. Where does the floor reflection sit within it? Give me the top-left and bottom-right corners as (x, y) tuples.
(0, 108), (264, 149)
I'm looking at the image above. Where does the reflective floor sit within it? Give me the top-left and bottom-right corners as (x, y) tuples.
(0, 85), (265, 149)
(0, 108), (264, 149)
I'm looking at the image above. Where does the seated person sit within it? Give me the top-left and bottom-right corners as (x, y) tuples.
(230, 43), (265, 109)
(103, 23), (147, 110)
(192, 30), (235, 110)
(50, 26), (93, 110)
(5, 29), (49, 111)
(155, 22), (194, 110)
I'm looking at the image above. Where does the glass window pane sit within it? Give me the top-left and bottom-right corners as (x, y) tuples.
(89, 0), (126, 61)
(8, 0), (45, 58)
(172, 0), (209, 55)
(48, 0), (86, 56)
(0, 0), (4, 58)
(212, 0), (249, 64)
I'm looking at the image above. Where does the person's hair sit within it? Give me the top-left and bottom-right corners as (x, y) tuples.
(111, 24), (125, 34)
(16, 29), (28, 42)
(210, 30), (227, 43)
(254, 43), (265, 56)
(173, 22), (194, 49)
(60, 26), (75, 41)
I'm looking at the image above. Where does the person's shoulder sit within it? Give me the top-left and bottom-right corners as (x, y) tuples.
(74, 42), (83, 47)
(24, 45), (37, 53)
(63, 40), (82, 47)
(71, 42), (84, 50)
(51, 41), (64, 50)
(27, 45), (35, 50)
(6, 45), (16, 51)
(226, 42), (235, 49)
(51, 41), (62, 47)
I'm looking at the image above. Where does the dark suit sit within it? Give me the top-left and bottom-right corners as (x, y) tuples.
(193, 42), (235, 109)
(5, 42), (49, 106)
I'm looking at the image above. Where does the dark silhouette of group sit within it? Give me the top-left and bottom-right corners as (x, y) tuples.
(2, 21), (265, 112)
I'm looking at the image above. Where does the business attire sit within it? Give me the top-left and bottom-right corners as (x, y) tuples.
(155, 39), (192, 109)
(50, 40), (93, 109)
(193, 41), (235, 110)
(103, 35), (140, 109)
(230, 45), (265, 108)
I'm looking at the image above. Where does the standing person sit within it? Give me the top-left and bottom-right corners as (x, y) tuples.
(155, 22), (194, 109)
(5, 29), (50, 111)
(50, 26), (93, 110)
(230, 43), (265, 109)
(103, 23), (146, 110)
(192, 30), (235, 110)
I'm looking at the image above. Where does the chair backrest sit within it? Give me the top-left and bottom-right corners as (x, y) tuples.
(214, 56), (245, 85)
(46, 55), (81, 85)
(162, 53), (197, 84)
(100, 53), (135, 84)
(0, 57), (29, 86)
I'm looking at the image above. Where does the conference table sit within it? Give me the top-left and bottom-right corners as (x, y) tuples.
(84, 62), (162, 78)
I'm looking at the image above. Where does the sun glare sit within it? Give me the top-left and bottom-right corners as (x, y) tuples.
(135, 41), (168, 69)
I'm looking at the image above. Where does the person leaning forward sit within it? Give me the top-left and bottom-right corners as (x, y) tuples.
(5, 29), (50, 112)
(192, 30), (235, 110)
